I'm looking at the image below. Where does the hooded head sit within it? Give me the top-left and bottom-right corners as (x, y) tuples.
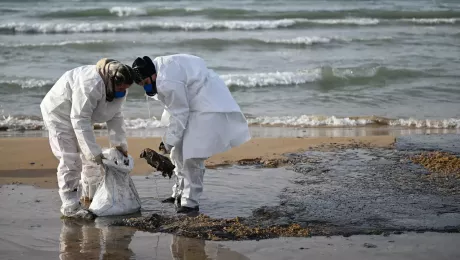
(132, 56), (157, 96)
(96, 58), (135, 101)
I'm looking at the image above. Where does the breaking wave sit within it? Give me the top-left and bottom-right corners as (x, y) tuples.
(248, 116), (460, 128)
(1, 115), (459, 132)
(182, 35), (393, 48)
(400, 18), (458, 24)
(1, 18), (456, 34)
(0, 65), (427, 91)
(1, 36), (394, 51)
(0, 19), (300, 34)
(0, 39), (110, 48)
(0, 115), (165, 131)
(37, 7), (460, 20)
(222, 66), (427, 88)
(0, 79), (55, 90)
(0, 115), (45, 131)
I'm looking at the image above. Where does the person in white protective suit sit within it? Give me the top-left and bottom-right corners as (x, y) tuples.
(40, 58), (135, 218)
(132, 54), (251, 214)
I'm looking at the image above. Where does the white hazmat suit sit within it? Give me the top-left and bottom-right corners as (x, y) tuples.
(40, 65), (128, 216)
(151, 54), (251, 208)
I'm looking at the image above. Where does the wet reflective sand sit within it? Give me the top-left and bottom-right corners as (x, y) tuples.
(1, 162), (460, 260)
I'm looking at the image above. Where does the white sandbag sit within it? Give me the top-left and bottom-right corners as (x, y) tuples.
(89, 148), (141, 216)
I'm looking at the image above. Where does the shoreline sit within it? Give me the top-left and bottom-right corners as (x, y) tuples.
(0, 126), (459, 139)
(0, 136), (395, 188)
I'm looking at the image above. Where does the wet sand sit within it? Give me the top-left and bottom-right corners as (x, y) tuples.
(0, 135), (395, 187)
(2, 176), (460, 260)
(1, 134), (459, 259)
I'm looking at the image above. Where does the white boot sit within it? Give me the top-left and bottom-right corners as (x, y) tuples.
(61, 191), (96, 220)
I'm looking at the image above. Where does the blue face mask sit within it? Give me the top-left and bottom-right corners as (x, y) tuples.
(143, 83), (156, 96)
(114, 91), (126, 99)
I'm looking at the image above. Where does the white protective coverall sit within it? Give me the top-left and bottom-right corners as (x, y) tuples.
(152, 54), (251, 208)
(40, 65), (128, 216)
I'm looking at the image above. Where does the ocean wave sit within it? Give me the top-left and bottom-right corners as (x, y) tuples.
(176, 35), (394, 50)
(0, 8), (21, 14)
(0, 79), (54, 89)
(40, 6), (147, 18)
(0, 19), (299, 34)
(39, 6), (208, 18)
(109, 6), (147, 17)
(36, 7), (460, 20)
(2, 115), (459, 132)
(389, 118), (460, 128)
(306, 18), (380, 25)
(248, 115), (460, 128)
(0, 39), (110, 48)
(222, 71), (321, 88)
(262, 35), (391, 46)
(214, 9), (460, 20)
(123, 118), (164, 129)
(0, 65), (427, 91)
(2, 35), (393, 50)
(0, 115), (45, 131)
(222, 66), (426, 88)
(2, 17), (456, 34)
(182, 36), (352, 48)
(400, 18), (458, 24)
(0, 115), (165, 131)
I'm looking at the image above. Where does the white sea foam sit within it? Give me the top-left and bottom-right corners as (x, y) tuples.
(0, 18), (380, 34)
(221, 70), (322, 88)
(389, 118), (460, 128)
(1, 115), (459, 132)
(0, 116), (165, 131)
(248, 115), (460, 128)
(185, 7), (203, 12)
(266, 36), (332, 45)
(401, 18), (458, 24)
(0, 79), (54, 88)
(0, 115), (45, 131)
(4, 17), (455, 34)
(153, 19), (298, 30)
(109, 6), (147, 17)
(0, 19), (299, 33)
(123, 118), (164, 129)
(247, 115), (374, 127)
(264, 35), (392, 45)
(303, 18), (380, 25)
(0, 39), (108, 48)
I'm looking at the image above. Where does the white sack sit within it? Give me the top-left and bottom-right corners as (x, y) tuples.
(89, 148), (141, 216)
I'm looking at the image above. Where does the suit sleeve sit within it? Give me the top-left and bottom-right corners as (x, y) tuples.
(106, 109), (128, 152)
(70, 80), (103, 161)
(157, 80), (189, 147)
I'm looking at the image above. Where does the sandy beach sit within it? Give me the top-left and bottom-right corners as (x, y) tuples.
(1, 134), (459, 260)
(0, 136), (395, 188)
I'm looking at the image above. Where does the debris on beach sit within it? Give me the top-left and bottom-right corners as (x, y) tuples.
(114, 214), (310, 241)
(363, 243), (377, 248)
(237, 158), (290, 168)
(140, 148), (175, 178)
(410, 152), (460, 177)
